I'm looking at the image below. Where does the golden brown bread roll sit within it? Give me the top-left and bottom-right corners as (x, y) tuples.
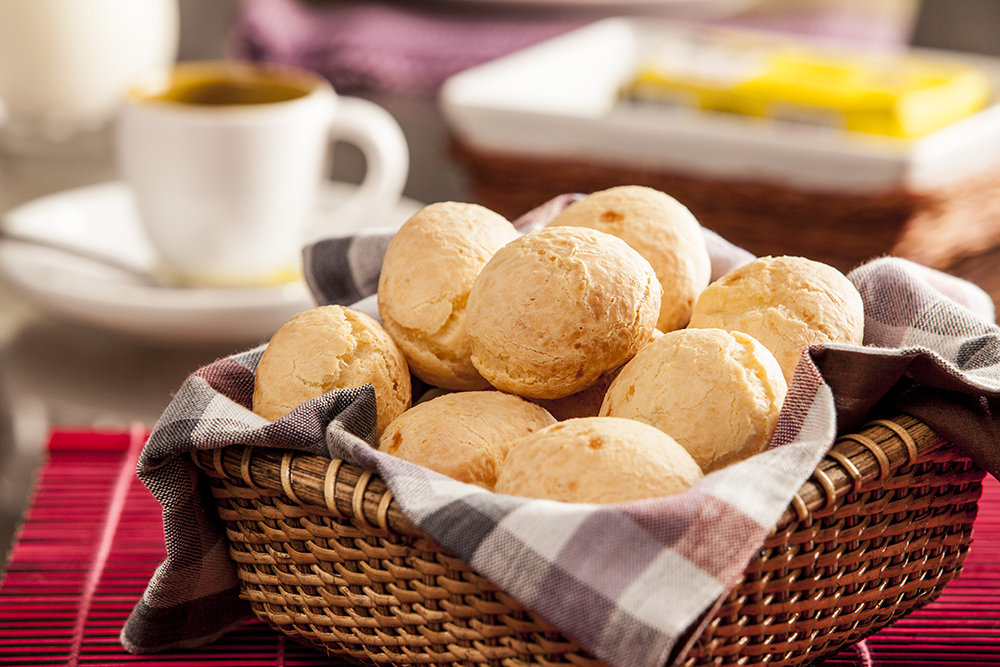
(601, 327), (787, 472)
(466, 226), (661, 400)
(253, 305), (411, 437)
(379, 390), (556, 489)
(688, 255), (865, 384)
(378, 201), (518, 390)
(548, 185), (711, 332)
(494, 417), (703, 503)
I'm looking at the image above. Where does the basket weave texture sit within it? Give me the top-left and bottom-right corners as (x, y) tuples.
(449, 139), (1000, 274)
(193, 413), (984, 667)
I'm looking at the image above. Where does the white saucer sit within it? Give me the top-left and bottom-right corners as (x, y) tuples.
(0, 181), (424, 346)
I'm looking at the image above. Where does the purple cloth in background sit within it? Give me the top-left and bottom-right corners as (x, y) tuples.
(234, 0), (587, 95)
(233, 0), (914, 97)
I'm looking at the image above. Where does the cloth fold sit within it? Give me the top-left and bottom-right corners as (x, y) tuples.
(121, 196), (1000, 667)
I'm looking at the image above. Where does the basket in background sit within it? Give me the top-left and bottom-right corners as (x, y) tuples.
(450, 140), (1000, 278)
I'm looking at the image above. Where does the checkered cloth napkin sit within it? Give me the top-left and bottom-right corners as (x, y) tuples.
(121, 196), (1000, 667)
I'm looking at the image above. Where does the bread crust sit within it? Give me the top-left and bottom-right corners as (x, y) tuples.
(689, 255), (865, 383)
(253, 305), (411, 437)
(378, 202), (518, 390)
(549, 185), (711, 332)
(378, 390), (555, 489)
(601, 328), (787, 472)
(466, 226), (662, 400)
(494, 416), (703, 503)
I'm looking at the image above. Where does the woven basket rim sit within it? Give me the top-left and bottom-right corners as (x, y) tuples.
(195, 412), (948, 544)
(778, 414), (944, 525)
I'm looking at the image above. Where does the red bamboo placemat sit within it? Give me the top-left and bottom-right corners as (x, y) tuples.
(0, 428), (997, 666)
(0, 427), (344, 666)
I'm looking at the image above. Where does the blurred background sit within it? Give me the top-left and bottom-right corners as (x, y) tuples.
(1, 0), (1000, 577)
(169, 0), (1000, 208)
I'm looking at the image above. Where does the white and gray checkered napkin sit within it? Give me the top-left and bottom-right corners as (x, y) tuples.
(121, 195), (1000, 667)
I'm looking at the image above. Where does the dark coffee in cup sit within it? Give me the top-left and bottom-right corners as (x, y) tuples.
(133, 63), (316, 106)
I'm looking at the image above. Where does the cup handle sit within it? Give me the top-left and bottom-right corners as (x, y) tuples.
(314, 95), (410, 238)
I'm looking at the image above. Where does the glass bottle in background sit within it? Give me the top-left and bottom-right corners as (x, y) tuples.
(0, 0), (180, 156)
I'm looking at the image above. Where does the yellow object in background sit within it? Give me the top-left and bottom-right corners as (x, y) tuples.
(623, 27), (992, 138)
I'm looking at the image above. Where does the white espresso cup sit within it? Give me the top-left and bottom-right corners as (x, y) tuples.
(116, 60), (409, 288)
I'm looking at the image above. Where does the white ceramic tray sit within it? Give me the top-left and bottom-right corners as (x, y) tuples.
(440, 17), (1000, 192)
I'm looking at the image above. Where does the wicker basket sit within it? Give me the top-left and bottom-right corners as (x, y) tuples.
(448, 139), (1000, 275)
(192, 412), (984, 667)
(448, 139), (923, 275)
